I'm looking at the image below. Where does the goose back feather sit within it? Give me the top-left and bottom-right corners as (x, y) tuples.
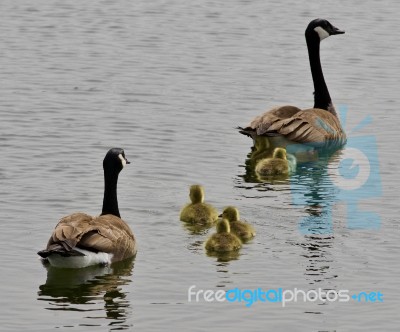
(41, 212), (137, 263)
(242, 106), (345, 147)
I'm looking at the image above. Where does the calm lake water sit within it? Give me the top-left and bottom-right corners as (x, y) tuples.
(1, 0), (399, 331)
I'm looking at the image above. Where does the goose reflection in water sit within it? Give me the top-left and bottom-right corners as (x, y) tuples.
(241, 146), (341, 285)
(291, 150), (345, 235)
(294, 235), (336, 285)
(37, 258), (134, 330)
(241, 139), (345, 234)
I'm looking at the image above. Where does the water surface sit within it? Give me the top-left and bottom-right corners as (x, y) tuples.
(0, 0), (399, 331)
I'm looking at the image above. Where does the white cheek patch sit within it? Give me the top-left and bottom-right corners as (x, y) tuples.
(118, 154), (126, 167)
(314, 26), (330, 40)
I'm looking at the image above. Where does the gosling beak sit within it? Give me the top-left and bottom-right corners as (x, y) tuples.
(218, 214), (222, 217)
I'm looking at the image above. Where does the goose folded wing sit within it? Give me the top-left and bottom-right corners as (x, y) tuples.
(47, 213), (94, 249)
(245, 105), (303, 136)
(83, 215), (136, 260)
(266, 109), (341, 143)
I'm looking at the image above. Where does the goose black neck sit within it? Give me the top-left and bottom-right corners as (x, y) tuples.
(306, 35), (332, 112)
(101, 169), (121, 218)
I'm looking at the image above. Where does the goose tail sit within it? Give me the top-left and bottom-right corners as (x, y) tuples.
(37, 244), (85, 259)
(237, 126), (254, 138)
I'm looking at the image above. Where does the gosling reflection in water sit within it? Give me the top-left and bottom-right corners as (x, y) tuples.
(38, 258), (134, 325)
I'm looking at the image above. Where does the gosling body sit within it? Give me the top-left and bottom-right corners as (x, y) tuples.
(255, 148), (296, 176)
(220, 206), (255, 241)
(205, 219), (242, 252)
(180, 185), (218, 225)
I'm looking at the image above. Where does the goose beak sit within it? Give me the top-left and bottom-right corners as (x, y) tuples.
(331, 26), (345, 35)
(125, 158), (131, 165)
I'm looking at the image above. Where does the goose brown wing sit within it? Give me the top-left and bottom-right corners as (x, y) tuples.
(240, 105), (302, 136)
(79, 214), (136, 261)
(267, 108), (345, 144)
(45, 213), (95, 252)
(241, 106), (345, 145)
(44, 213), (136, 261)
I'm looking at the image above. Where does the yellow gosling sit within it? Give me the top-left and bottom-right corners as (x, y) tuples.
(205, 218), (242, 252)
(255, 147), (296, 176)
(220, 206), (255, 241)
(180, 185), (218, 225)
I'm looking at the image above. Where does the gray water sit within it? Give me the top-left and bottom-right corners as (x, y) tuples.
(0, 0), (399, 331)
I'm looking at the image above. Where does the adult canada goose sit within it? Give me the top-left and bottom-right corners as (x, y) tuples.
(220, 206), (255, 241)
(38, 148), (137, 268)
(255, 147), (296, 177)
(240, 19), (346, 151)
(205, 218), (242, 253)
(180, 185), (219, 225)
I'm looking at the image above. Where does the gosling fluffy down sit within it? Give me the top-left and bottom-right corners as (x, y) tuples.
(220, 206), (255, 241)
(255, 147), (296, 176)
(180, 185), (219, 225)
(205, 219), (242, 252)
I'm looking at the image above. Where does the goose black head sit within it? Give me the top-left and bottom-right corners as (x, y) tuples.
(103, 148), (130, 174)
(306, 18), (345, 41)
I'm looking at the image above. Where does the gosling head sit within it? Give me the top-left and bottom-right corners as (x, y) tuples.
(189, 185), (205, 204)
(306, 18), (345, 42)
(220, 206), (240, 222)
(216, 218), (231, 234)
(272, 148), (287, 160)
(103, 148), (130, 174)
